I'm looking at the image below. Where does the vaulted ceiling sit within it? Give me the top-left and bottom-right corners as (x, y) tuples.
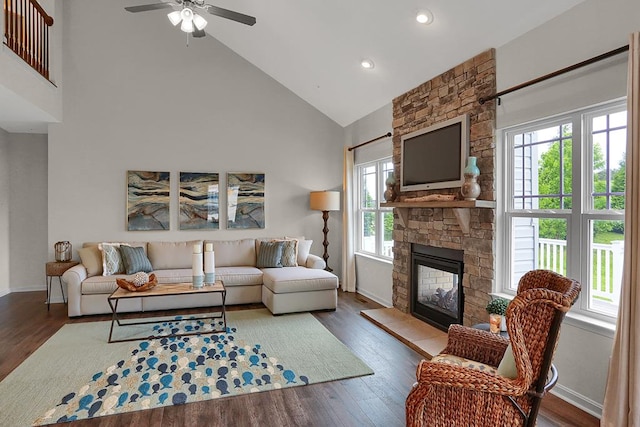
(1, 0), (585, 132)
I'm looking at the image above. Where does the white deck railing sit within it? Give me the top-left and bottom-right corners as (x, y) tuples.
(538, 238), (623, 306)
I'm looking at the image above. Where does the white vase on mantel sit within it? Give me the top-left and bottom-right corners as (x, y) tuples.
(461, 156), (481, 201)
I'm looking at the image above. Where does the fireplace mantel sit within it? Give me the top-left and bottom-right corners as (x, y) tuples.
(381, 200), (496, 234)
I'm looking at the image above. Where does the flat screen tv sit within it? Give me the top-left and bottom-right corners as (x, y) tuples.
(400, 114), (469, 192)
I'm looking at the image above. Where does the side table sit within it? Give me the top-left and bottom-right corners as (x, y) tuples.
(46, 261), (79, 310)
(473, 322), (509, 338)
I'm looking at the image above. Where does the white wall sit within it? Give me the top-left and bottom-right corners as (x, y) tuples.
(8, 134), (48, 294)
(495, 0), (640, 416)
(344, 103), (393, 306)
(47, 1), (344, 280)
(0, 129), (9, 297)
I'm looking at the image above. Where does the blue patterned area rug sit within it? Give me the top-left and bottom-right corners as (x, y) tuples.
(0, 309), (373, 426)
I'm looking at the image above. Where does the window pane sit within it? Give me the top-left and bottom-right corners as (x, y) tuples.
(361, 165), (377, 209)
(512, 124), (572, 210)
(361, 212), (376, 253)
(589, 220), (624, 316)
(382, 211), (394, 258)
(511, 217), (567, 289)
(590, 111), (626, 210)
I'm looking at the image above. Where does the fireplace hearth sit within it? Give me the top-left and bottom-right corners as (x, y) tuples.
(411, 244), (464, 331)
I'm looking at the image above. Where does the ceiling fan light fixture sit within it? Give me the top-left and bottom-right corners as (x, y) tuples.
(167, 10), (182, 26)
(181, 18), (195, 33)
(180, 7), (194, 22)
(193, 13), (208, 31)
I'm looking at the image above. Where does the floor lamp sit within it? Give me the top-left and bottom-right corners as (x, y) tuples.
(310, 191), (340, 272)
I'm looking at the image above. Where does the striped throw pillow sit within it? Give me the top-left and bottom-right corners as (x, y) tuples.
(120, 245), (153, 274)
(256, 241), (284, 268)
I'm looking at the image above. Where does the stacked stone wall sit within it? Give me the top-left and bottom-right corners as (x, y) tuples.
(391, 49), (497, 326)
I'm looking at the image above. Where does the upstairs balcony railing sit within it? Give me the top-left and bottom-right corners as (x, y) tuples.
(3, 0), (53, 80)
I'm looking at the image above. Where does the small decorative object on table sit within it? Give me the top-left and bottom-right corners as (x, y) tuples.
(116, 273), (158, 292)
(461, 156), (481, 201)
(384, 173), (397, 202)
(54, 241), (72, 262)
(204, 243), (216, 285)
(486, 296), (509, 333)
(192, 244), (204, 288)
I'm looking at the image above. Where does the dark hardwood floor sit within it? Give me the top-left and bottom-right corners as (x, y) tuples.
(0, 291), (599, 426)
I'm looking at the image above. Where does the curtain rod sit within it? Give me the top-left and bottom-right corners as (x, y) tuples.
(348, 132), (392, 152)
(479, 45), (629, 105)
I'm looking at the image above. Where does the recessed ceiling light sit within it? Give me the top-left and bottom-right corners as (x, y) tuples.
(416, 10), (433, 25)
(361, 59), (375, 69)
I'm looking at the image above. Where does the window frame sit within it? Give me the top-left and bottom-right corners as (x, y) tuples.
(499, 99), (627, 325)
(355, 157), (394, 260)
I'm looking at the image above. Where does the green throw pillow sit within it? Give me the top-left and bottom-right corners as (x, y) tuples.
(257, 241), (284, 268)
(120, 245), (153, 274)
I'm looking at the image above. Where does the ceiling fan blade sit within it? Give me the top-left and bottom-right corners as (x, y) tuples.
(206, 5), (256, 26)
(193, 28), (206, 38)
(125, 3), (175, 13)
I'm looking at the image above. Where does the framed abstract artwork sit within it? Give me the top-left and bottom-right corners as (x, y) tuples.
(127, 170), (170, 231)
(179, 172), (220, 230)
(227, 173), (265, 229)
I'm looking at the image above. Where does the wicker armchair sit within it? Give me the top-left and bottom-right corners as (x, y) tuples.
(406, 269), (581, 427)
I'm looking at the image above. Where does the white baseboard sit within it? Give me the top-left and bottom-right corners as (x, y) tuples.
(356, 289), (392, 308)
(551, 383), (603, 419)
(0, 289), (10, 298)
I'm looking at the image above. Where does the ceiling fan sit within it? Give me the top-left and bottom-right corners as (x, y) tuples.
(125, 0), (256, 38)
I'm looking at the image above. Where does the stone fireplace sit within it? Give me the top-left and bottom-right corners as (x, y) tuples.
(389, 49), (497, 327)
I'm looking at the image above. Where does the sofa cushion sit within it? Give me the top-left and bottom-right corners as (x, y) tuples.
(120, 245), (153, 274)
(216, 266), (263, 286)
(279, 239), (298, 267)
(78, 246), (103, 277)
(257, 241), (284, 268)
(148, 240), (202, 270)
(81, 275), (120, 295)
(262, 267), (337, 294)
(286, 237), (313, 265)
(99, 243), (128, 276)
(153, 268), (193, 284)
(212, 239), (256, 267)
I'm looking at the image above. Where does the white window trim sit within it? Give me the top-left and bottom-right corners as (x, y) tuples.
(496, 99), (626, 336)
(355, 157), (393, 261)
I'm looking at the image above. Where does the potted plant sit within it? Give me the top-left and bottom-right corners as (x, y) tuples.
(486, 297), (510, 333)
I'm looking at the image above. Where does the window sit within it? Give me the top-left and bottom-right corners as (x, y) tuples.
(356, 158), (394, 259)
(501, 100), (626, 320)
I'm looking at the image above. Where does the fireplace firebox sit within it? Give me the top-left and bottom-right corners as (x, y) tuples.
(411, 244), (464, 331)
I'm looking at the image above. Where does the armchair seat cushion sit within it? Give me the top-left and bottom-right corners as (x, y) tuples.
(430, 354), (498, 376)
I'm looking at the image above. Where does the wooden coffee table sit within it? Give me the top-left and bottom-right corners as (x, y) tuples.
(107, 280), (226, 343)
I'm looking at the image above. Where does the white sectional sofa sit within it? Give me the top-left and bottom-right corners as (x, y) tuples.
(62, 238), (338, 317)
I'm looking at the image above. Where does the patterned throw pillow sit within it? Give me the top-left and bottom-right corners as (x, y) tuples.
(256, 241), (284, 268)
(278, 239), (298, 267)
(120, 245), (153, 274)
(99, 243), (127, 276)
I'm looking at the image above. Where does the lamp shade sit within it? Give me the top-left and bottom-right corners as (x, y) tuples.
(310, 191), (340, 211)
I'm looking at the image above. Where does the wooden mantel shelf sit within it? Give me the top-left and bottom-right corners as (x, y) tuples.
(380, 200), (496, 234)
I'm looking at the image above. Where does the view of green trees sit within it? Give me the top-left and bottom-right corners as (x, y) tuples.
(363, 190), (394, 241)
(538, 125), (626, 242)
